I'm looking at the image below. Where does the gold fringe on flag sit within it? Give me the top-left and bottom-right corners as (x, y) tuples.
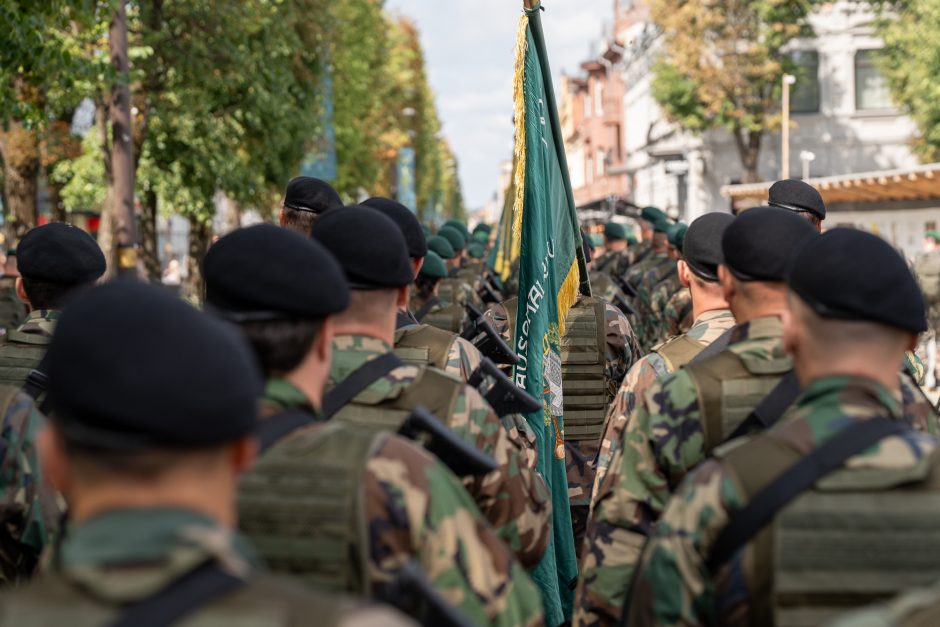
(511, 15), (527, 244)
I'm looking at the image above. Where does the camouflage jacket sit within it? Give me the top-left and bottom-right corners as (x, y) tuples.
(328, 335), (551, 569)
(0, 310), (58, 389)
(591, 309), (736, 504)
(626, 376), (939, 627)
(661, 285), (693, 340)
(0, 387), (60, 586)
(0, 279), (25, 337)
(576, 317), (939, 627)
(241, 379), (543, 626)
(592, 249), (630, 279)
(409, 293), (468, 334)
(627, 240), (651, 267)
(0, 507), (411, 627)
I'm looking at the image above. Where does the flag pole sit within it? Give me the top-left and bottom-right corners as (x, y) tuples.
(522, 1), (592, 296)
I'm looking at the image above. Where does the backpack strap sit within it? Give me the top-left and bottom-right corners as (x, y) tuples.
(686, 327), (734, 366)
(654, 334), (705, 372)
(323, 353), (404, 419)
(706, 416), (907, 573)
(105, 559), (245, 627)
(257, 408), (318, 453)
(415, 298), (440, 322)
(723, 370), (801, 443)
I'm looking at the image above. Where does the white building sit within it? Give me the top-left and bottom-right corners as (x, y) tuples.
(612, 0), (937, 249)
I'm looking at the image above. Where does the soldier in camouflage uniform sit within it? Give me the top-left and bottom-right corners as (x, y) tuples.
(362, 197), (484, 381)
(1, 281), (409, 626)
(576, 209), (938, 626)
(643, 222), (686, 347)
(913, 229), (940, 388)
(623, 214), (673, 352)
(278, 176), (343, 236)
(661, 285), (692, 337)
(0, 386), (60, 586)
(626, 206), (665, 267)
(590, 213), (736, 504)
(627, 228), (939, 626)
(0, 252), (26, 336)
(312, 208), (552, 569)
(592, 223), (632, 279)
(204, 225), (542, 625)
(485, 293), (640, 555)
(0, 224), (105, 390)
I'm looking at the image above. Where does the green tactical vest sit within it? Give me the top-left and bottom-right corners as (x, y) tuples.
(331, 365), (463, 436)
(505, 296), (612, 441)
(0, 287), (26, 335)
(684, 349), (793, 453)
(437, 277), (469, 307)
(420, 302), (465, 334)
(718, 431), (940, 627)
(393, 324), (456, 371)
(238, 421), (383, 595)
(0, 330), (50, 389)
(652, 334), (705, 372)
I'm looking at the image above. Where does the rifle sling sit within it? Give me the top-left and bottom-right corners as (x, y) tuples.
(106, 559), (245, 627)
(322, 352), (404, 419)
(414, 298), (440, 322)
(706, 416), (906, 573)
(257, 408), (318, 453)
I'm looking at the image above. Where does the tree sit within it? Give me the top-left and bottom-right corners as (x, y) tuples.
(876, 1), (940, 161)
(649, 0), (816, 182)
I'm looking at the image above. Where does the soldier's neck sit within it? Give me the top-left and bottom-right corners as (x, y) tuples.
(332, 321), (395, 346)
(795, 354), (902, 396)
(690, 284), (728, 321)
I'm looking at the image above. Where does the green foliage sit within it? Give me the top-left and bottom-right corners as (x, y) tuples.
(876, 1), (940, 161)
(51, 132), (106, 212)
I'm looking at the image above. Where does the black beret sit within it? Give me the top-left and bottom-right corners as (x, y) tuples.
(204, 224), (349, 321)
(283, 176), (342, 215)
(361, 197), (428, 258)
(788, 228), (927, 333)
(722, 207), (817, 282)
(683, 213), (734, 281)
(46, 282), (262, 450)
(311, 206), (413, 289)
(767, 179), (826, 220)
(18, 223), (105, 284)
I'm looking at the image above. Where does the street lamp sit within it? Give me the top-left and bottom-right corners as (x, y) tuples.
(799, 150), (816, 180)
(782, 74), (796, 179)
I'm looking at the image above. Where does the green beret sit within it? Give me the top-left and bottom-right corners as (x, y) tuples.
(604, 222), (627, 241)
(626, 234), (638, 245)
(472, 230), (489, 243)
(420, 251), (448, 279)
(926, 230), (940, 243)
(443, 220), (471, 242)
(653, 216), (672, 234)
(427, 235), (455, 259)
(467, 241), (486, 259)
(421, 225), (433, 238)
(641, 206), (667, 224)
(589, 233), (604, 248)
(473, 223), (493, 235)
(438, 225), (466, 252)
(667, 222), (688, 251)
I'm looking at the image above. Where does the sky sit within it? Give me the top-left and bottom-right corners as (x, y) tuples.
(384, 1), (611, 209)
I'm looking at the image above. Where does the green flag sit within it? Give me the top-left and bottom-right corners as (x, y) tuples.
(510, 4), (589, 623)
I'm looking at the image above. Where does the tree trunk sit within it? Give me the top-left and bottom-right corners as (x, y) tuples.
(0, 121), (40, 240)
(95, 99), (116, 279)
(48, 177), (66, 223)
(139, 188), (161, 282)
(732, 127), (763, 184)
(108, 0), (137, 278)
(183, 215), (211, 304)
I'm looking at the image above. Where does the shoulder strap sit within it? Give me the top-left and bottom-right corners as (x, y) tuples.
(396, 309), (418, 329)
(655, 334), (705, 371)
(687, 327), (734, 366)
(723, 371), (800, 443)
(5, 330), (51, 346)
(257, 408), (317, 453)
(106, 559), (245, 627)
(323, 353), (404, 419)
(21, 349), (51, 403)
(415, 298), (440, 322)
(706, 417), (907, 573)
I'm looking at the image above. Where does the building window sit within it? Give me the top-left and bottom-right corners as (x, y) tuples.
(855, 49), (893, 111)
(583, 94), (592, 119)
(596, 149), (605, 176)
(594, 81), (604, 116)
(789, 50), (819, 113)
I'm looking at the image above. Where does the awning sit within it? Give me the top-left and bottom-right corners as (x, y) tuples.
(721, 162), (940, 204)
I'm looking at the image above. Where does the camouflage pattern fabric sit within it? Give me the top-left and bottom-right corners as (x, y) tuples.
(591, 309), (736, 505)
(241, 379), (544, 626)
(0, 386), (60, 586)
(576, 316), (940, 627)
(0, 310), (59, 389)
(394, 322), (483, 383)
(0, 279), (26, 337)
(625, 376), (939, 627)
(0, 507), (414, 627)
(661, 286), (693, 340)
(646, 272), (682, 345)
(484, 297), (640, 555)
(627, 240), (651, 267)
(409, 293), (468, 334)
(592, 249), (630, 279)
(329, 335), (551, 569)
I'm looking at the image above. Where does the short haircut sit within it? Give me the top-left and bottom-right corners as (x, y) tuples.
(789, 292), (909, 354)
(22, 278), (87, 310)
(415, 274), (441, 300)
(281, 206), (318, 237)
(336, 289), (398, 326)
(236, 318), (323, 377)
(795, 211), (822, 228)
(62, 435), (229, 483)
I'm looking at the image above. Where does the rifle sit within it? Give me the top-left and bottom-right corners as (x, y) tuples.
(379, 561), (475, 627)
(398, 406), (497, 476)
(468, 358), (541, 417)
(612, 293), (637, 317)
(614, 275), (638, 299)
(461, 303), (519, 366)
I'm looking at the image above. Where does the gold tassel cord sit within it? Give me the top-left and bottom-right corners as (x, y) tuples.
(556, 258), (579, 336)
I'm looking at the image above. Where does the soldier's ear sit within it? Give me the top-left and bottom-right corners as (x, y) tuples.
(316, 317), (334, 364)
(412, 257), (424, 281)
(718, 265), (735, 304)
(677, 260), (692, 288)
(278, 207), (287, 226)
(14, 277), (28, 307)
(231, 435), (258, 474)
(395, 285), (409, 309)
